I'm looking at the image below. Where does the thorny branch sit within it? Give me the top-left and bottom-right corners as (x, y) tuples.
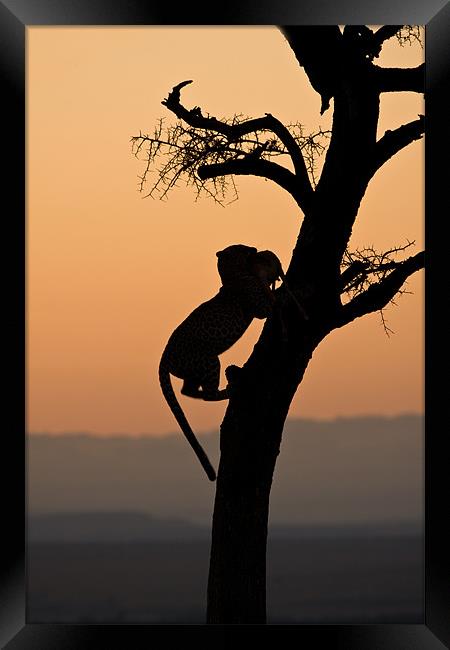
(338, 243), (424, 333)
(396, 26), (423, 48)
(131, 117), (239, 205)
(372, 25), (423, 52)
(340, 240), (416, 297)
(131, 81), (330, 207)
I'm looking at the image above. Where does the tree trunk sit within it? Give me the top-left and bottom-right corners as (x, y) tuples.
(206, 321), (317, 623)
(206, 447), (274, 623)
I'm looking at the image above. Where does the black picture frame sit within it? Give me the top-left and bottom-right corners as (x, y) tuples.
(1, 1), (449, 647)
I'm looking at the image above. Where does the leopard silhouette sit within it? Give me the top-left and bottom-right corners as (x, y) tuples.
(159, 245), (278, 481)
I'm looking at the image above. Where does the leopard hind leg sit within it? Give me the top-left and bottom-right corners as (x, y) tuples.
(200, 356), (229, 401)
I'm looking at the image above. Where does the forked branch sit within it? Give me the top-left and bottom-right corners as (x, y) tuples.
(161, 80), (314, 209)
(131, 80), (330, 209)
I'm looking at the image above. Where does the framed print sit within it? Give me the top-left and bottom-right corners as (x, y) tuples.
(1, 0), (449, 647)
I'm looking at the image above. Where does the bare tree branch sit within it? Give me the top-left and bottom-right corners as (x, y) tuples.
(374, 63), (424, 93)
(379, 308), (395, 337)
(339, 260), (370, 292)
(370, 115), (424, 174)
(339, 241), (417, 297)
(342, 26), (422, 62)
(396, 26), (423, 48)
(373, 25), (404, 50)
(162, 80), (314, 210)
(131, 119), (327, 207)
(197, 157), (302, 201)
(337, 251), (424, 326)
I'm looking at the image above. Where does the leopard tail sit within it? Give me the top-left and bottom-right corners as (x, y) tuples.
(158, 356), (217, 481)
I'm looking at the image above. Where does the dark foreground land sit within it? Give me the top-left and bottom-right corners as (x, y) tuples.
(28, 534), (422, 624)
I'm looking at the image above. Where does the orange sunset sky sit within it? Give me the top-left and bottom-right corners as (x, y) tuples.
(27, 26), (424, 437)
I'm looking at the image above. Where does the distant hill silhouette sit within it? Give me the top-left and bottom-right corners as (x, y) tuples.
(27, 416), (423, 625)
(28, 511), (209, 542)
(28, 510), (422, 543)
(28, 414), (423, 527)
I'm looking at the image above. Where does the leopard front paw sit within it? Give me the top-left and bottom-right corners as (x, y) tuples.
(225, 365), (243, 398)
(225, 364), (242, 383)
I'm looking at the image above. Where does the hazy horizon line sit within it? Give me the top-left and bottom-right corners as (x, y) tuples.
(27, 508), (425, 531)
(28, 411), (424, 439)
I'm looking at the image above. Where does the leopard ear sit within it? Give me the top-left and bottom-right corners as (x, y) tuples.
(216, 250), (223, 257)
